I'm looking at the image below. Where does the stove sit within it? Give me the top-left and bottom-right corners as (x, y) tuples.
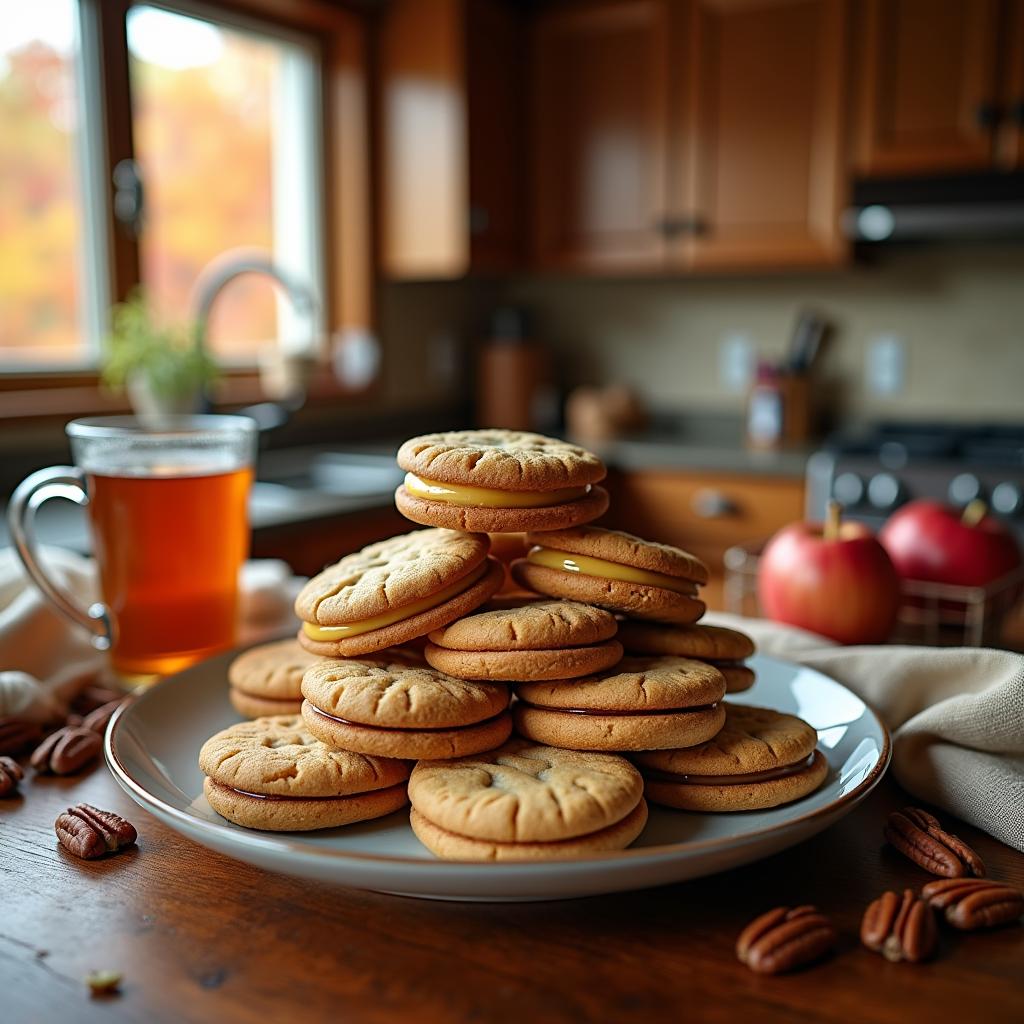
(806, 422), (1024, 539)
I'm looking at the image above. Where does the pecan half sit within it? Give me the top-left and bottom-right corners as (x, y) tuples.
(71, 684), (128, 716)
(861, 888), (937, 963)
(884, 806), (985, 878)
(81, 699), (126, 735)
(55, 804), (137, 860)
(0, 755), (24, 797)
(736, 905), (837, 974)
(30, 726), (102, 775)
(922, 878), (1024, 931)
(0, 716), (43, 755)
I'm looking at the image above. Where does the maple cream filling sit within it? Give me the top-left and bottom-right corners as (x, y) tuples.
(526, 547), (699, 595)
(302, 562), (487, 641)
(404, 473), (589, 508)
(644, 753), (816, 787)
(210, 779), (409, 803)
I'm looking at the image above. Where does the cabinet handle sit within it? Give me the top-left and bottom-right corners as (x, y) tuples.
(1010, 101), (1024, 126)
(469, 204), (490, 236)
(975, 102), (1002, 130)
(691, 489), (739, 519)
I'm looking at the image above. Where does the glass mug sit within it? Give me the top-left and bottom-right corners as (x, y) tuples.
(8, 415), (257, 681)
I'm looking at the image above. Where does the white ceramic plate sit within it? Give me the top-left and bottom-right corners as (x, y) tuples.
(106, 651), (889, 902)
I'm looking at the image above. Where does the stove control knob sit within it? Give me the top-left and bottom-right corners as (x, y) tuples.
(867, 473), (902, 510)
(991, 482), (1023, 516)
(949, 473), (983, 506)
(832, 472), (865, 508)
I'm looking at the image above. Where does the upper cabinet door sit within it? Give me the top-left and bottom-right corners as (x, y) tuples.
(855, 0), (1001, 176)
(531, 1), (670, 270)
(678, 0), (848, 270)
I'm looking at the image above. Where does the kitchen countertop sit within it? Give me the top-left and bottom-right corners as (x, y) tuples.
(3, 764), (1022, 1023)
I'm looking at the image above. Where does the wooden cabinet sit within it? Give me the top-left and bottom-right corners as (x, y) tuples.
(601, 468), (805, 610)
(531, 1), (670, 270)
(854, 0), (1002, 176)
(531, 0), (849, 273)
(998, 0), (1024, 169)
(378, 0), (525, 278)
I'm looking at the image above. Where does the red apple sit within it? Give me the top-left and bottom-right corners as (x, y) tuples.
(879, 499), (1021, 587)
(758, 506), (900, 644)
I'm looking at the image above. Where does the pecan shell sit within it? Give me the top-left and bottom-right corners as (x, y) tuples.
(861, 888), (937, 963)
(922, 878), (1024, 931)
(884, 806), (985, 878)
(0, 716), (43, 755)
(30, 726), (102, 775)
(55, 803), (137, 860)
(736, 905), (837, 974)
(0, 755), (25, 797)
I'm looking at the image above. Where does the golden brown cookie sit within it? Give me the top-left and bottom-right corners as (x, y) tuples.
(511, 527), (708, 624)
(513, 656), (726, 751)
(301, 651), (512, 760)
(408, 739), (647, 859)
(198, 715), (410, 831)
(395, 429), (609, 532)
(294, 529), (504, 657)
(617, 621), (757, 693)
(424, 599), (622, 681)
(410, 801), (648, 861)
(227, 638), (323, 718)
(635, 703), (828, 811)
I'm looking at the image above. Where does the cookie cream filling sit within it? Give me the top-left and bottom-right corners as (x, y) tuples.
(302, 561), (488, 641)
(515, 700), (718, 717)
(643, 753), (816, 787)
(209, 779), (409, 802)
(404, 473), (589, 508)
(308, 703), (509, 732)
(526, 547), (699, 595)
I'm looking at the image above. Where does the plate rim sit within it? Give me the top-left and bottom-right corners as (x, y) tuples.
(105, 652), (892, 870)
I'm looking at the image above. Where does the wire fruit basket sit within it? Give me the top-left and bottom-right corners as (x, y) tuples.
(723, 538), (1024, 647)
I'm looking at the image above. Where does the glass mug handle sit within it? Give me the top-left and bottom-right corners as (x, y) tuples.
(6, 466), (113, 651)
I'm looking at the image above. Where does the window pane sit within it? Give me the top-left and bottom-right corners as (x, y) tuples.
(127, 6), (322, 363)
(0, 1), (89, 365)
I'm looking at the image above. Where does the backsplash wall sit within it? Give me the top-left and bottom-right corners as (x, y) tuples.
(499, 245), (1024, 424)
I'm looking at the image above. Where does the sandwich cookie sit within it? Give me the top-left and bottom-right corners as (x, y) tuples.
(395, 429), (609, 532)
(295, 528), (503, 657)
(408, 739), (647, 860)
(617, 621), (757, 693)
(301, 652), (512, 760)
(514, 656), (726, 751)
(198, 715), (409, 831)
(635, 703), (828, 812)
(227, 638), (323, 717)
(424, 599), (623, 681)
(511, 526), (708, 624)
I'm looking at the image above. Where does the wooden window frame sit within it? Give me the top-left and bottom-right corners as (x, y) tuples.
(0, 0), (375, 422)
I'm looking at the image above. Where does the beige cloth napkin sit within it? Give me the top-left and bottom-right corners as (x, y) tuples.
(0, 546), (301, 723)
(707, 611), (1024, 854)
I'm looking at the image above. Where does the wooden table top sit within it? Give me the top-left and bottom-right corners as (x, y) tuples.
(3, 759), (1022, 1024)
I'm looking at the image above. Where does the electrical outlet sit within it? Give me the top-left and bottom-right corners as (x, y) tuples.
(719, 332), (756, 393)
(866, 334), (906, 396)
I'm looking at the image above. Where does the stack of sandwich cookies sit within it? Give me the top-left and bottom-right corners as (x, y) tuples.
(512, 526), (708, 624)
(424, 599), (622, 681)
(301, 653), (512, 760)
(408, 740), (647, 860)
(618, 621), (757, 693)
(635, 704), (828, 811)
(227, 638), (323, 717)
(514, 656), (726, 751)
(198, 716), (410, 831)
(395, 430), (609, 532)
(295, 528), (503, 657)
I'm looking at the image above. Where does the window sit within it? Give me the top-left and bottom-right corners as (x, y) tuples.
(126, 5), (323, 362)
(0, 1), (104, 366)
(0, 0), (325, 371)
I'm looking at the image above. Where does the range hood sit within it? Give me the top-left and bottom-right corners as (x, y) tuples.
(843, 173), (1024, 242)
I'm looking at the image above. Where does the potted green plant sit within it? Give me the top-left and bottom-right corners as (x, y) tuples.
(101, 291), (218, 424)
